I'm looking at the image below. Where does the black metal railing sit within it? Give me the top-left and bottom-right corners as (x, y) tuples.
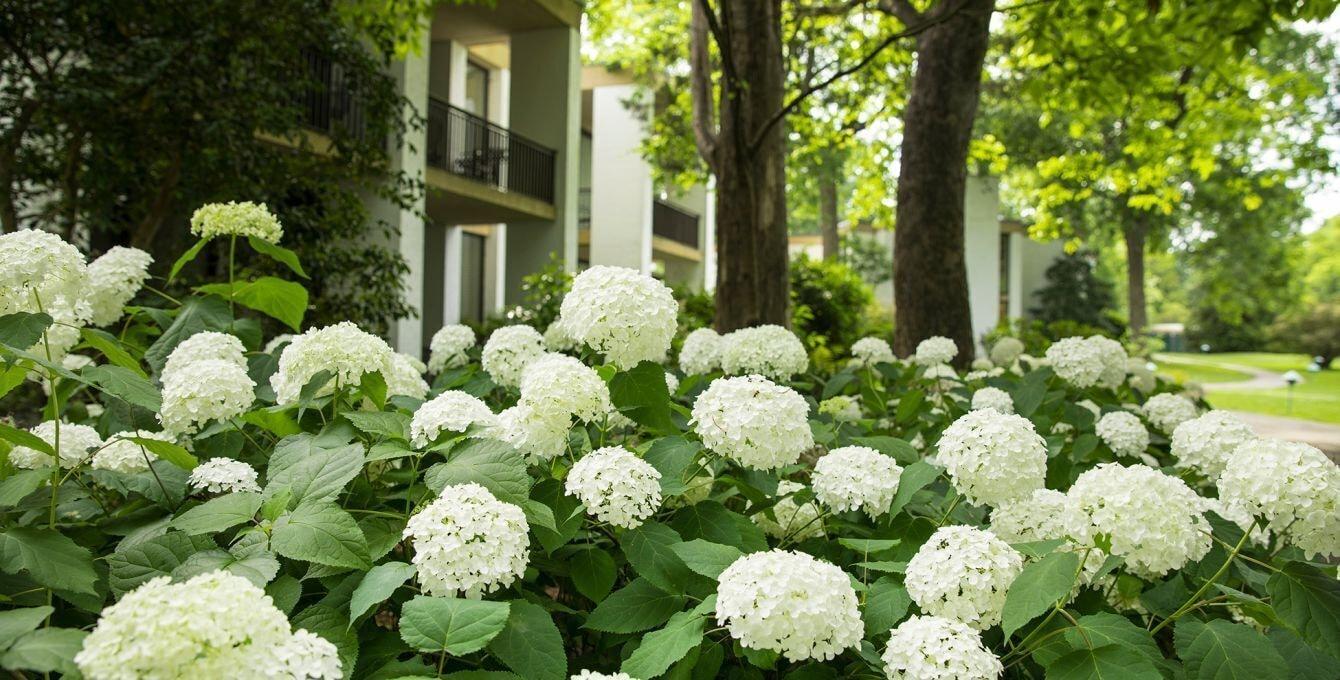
(653, 199), (700, 248)
(578, 188), (591, 227)
(297, 49), (368, 142)
(426, 97), (557, 204)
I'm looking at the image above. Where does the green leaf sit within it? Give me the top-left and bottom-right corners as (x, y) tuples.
(106, 531), (215, 595)
(1012, 370), (1049, 417)
(271, 501), (371, 570)
(1048, 644), (1162, 680)
(1174, 618), (1287, 680)
(863, 577), (913, 637)
(143, 295), (233, 372)
(0, 468), (48, 508)
(0, 423), (54, 456)
(359, 369), (387, 408)
(268, 575), (303, 615)
(84, 364), (162, 412)
(0, 628), (87, 675)
(839, 538), (902, 553)
(585, 578), (686, 633)
(620, 521), (694, 595)
(291, 604), (361, 674)
(643, 436), (701, 495)
(349, 561), (416, 622)
(0, 528), (98, 595)
(488, 600), (567, 680)
(621, 609), (707, 679)
(670, 539), (743, 579)
(79, 328), (146, 376)
(127, 436), (198, 470)
(609, 360), (678, 435)
(200, 276), (308, 331)
(169, 237), (208, 282)
(887, 460), (940, 517)
(264, 443), (363, 506)
(1002, 551), (1080, 638)
(852, 436), (919, 464)
(0, 607), (52, 649)
(569, 547), (617, 602)
(0, 312), (52, 350)
(399, 595), (510, 654)
(248, 236), (308, 278)
(169, 492), (261, 535)
(423, 439), (530, 504)
(1268, 560), (1340, 659)
(344, 411), (411, 442)
(1268, 628), (1340, 680)
(1061, 612), (1163, 670)
(172, 547), (280, 587)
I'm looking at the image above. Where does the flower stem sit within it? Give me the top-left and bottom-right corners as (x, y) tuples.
(1149, 526), (1252, 635)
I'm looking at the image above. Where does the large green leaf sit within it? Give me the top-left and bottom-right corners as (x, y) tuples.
(126, 436), (198, 470)
(609, 360), (678, 435)
(172, 547), (280, 587)
(886, 460), (940, 517)
(0, 528), (98, 595)
(0, 607), (52, 649)
(669, 539), (743, 579)
(423, 439), (530, 504)
(0, 424), (52, 456)
(0, 312), (52, 350)
(569, 547), (617, 603)
(1061, 612), (1163, 670)
(79, 328), (146, 376)
(863, 577), (913, 637)
(1002, 551), (1080, 638)
(143, 295), (233, 372)
(1268, 629), (1340, 680)
(349, 561), (416, 622)
(270, 501), (371, 570)
(0, 628), (86, 676)
(168, 237), (208, 282)
(1268, 560), (1340, 659)
(291, 604), (361, 673)
(199, 276), (308, 331)
(620, 521), (695, 594)
(399, 596), (510, 654)
(248, 236), (308, 278)
(106, 531), (216, 595)
(264, 443), (363, 506)
(343, 411), (411, 442)
(488, 600), (567, 680)
(585, 578), (686, 633)
(1048, 644), (1162, 680)
(1174, 618), (1287, 680)
(620, 608), (707, 679)
(84, 364), (162, 412)
(0, 469), (48, 508)
(169, 492), (261, 535)
(643, 436), (701, 495)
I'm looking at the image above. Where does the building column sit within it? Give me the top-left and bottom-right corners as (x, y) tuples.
(1007, 233), (1025, 320)
(387, 26), (430, 356)
(703, 176), (717, 293)
(963, 175), (1002, 349)
(504, 25), (580, 303)
(589, 83), (654, 273)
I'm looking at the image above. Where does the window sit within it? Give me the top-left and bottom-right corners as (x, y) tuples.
(464, 61), (489, 119)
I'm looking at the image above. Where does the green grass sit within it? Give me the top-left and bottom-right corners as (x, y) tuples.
(1157, 352), (1340, 425)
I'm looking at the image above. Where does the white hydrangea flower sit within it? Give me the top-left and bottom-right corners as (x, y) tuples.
(160, 358), (255, 436)
(491, 404), (571, 462)
(964, 368), (1005, 382)
(881, 615), (1003, 680)
(0, 230), (88, 319)
(83, 246), (153, 327)
(664, 371), (680, 394)
(990, 488), (1106, 587)
(1217, 439), (1339, 559)
(818, 395), (862, 423)
(190, 201), (283, 243)
(163, 331), (247, 376)
(1095, 411), (1149, 458)
(481, 325), (546, 389)
(543, 318), (579, 352)
(1089, 336), (1129, 389)
(519, 353), (611, 423)
(428, 324), (476, 373)
(558, 265), (677, 369)
(852, 337), (895, 367)
(935, 410), (1047, 507)
(262, 334), (294, 354)
(1171, 410), (1255, 479)
(922, 363), (959, 388)
(690, 375), (814, 470)
(566, 446), (662, 529)
(812, 446), (902, 517)
(1044, 336), (1109, 389)
(913, 336), (958, 366)
(716, 550), (863, 662)
(1068, 463), (1211, 578)
(905, 526), (1023, 629)
(385, 352), (429, 400)
(410, 391), (498, 448)
(8, 421), (103, 469)
(1126, 357), (1157, 393)
(1142, 393), (1198, 434)
(1199, 496), (1271, 549)
(989, 337), (1024, 367)
(188, 458), (261, 494)
(571, 671), (636, 680)
(92, 430), (175, 474)
(679, 327), (724, 375)
(270, 322), (395, 405)
(970, 387), (1014, 414)
(753, 480), (825, 540)
(720, 325), (809, 381)
(404, 482), (530, 598)
(75, 571), (339, 680)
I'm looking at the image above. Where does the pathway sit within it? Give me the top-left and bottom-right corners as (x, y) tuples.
(1152, 353), (1286, 392)
(1227, 410), (1340, 462)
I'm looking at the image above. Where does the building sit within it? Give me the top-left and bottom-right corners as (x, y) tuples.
(788, 177), (1065, 350)
(578, 68), (715, 291)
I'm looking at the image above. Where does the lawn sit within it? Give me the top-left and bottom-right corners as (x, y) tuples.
(1157, 352), (1340, 425)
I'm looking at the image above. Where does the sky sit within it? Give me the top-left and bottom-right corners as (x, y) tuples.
(1302, 13), (1340, 232)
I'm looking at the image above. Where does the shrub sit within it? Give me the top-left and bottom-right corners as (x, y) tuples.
(1270, 301), (1340, 368)
(790, 254), (888, 366)
(1030, 251), (1125, 337)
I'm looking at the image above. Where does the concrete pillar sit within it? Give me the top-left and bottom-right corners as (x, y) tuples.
(963, 176), (1001, 349)
(589, 83), (654, 273)
(385, 27), (430, 356)
(504, 25), (580, 303)
(1007, 233), (1025, 320)
(703, 176), (717, 293)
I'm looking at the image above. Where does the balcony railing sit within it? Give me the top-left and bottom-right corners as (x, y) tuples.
(653, 199), (700, 249)
(427, 97), (557, 204)
(297, 49), (368, 142)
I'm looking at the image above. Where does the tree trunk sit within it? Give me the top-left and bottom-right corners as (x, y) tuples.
(892, 0), (994, 367)
(700, 0), (790, 331)
(819, 176), (839, 259)
(1124, 216), (1148, 336)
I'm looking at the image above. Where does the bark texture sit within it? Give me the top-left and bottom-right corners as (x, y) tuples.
(819, 177), (839, 259)
(892, 0), (994, 367)
(1123, 216), (1149, 336)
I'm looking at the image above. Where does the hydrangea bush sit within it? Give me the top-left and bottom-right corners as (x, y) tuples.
(0, 220), (1337, 680)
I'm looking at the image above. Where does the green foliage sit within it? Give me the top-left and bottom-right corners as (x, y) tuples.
(1270, 302), (1340, 367)
(500, 254), (571, 331)
(839, 232), (894, 287)
(789, 254), (885, 365)
(1029, 251), (1125, 336)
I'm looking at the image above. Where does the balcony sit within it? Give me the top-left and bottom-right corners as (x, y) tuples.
(297, 50), (368, 143)
(653, 199), (700, 249)
(426, 97), (556, 205)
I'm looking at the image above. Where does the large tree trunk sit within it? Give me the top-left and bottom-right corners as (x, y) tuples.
(695, 0), (790, 331)
(1124, 217), (1148, 336)
(892, 0), (994, 367)
(819, 176), (839, 259)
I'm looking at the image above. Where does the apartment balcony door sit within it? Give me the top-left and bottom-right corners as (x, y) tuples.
(460, 232), (487, 323)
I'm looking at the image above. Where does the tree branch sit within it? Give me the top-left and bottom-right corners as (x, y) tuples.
(878, 0), (923, 24)
(690, 0), (720, 168)
(796, 0), (873, 17)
